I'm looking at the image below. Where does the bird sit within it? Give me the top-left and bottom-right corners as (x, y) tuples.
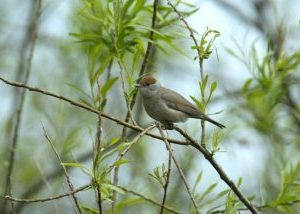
(136, 76), (225, 129)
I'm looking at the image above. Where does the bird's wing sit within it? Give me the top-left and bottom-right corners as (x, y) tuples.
(160, 87), (226, 128)
(160, 87), (202, 118)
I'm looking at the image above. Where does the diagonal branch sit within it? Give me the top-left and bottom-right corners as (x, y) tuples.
(1, 184), (90, 203)
(123, 0), (160, 129)
(42, 126), (82, 214)
(174, 126), (259, 214)
(157, 124), (200, 213)
(0, 76), (188, 146)
(210, 198), (300, 213)
(0, 75), (258, 213)
(166, 0), (207, 147)
(118, 186), (180, 214)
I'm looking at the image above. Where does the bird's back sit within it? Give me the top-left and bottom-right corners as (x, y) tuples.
(160, 87), (203, 118)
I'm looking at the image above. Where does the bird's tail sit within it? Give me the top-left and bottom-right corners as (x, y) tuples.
(200, 115), (225, 129)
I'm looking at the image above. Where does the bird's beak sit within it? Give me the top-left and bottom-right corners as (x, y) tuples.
(134, 83), (141, 88)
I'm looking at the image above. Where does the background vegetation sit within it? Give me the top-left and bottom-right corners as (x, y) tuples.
(0, 0), (300, 213)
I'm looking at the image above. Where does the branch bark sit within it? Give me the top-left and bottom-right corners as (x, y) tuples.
(174, 126), (259, 214)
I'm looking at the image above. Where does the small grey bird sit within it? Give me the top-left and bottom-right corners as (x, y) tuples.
(136, 76), (225, 129)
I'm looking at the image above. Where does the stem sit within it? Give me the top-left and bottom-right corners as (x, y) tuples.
(0, 75), (259, 213)
(159, 144), (172, 214)
(123, 0), (160, 133)
(94, 79), (103, 214)
(0, 75), (189, 146)
(42, 127), (82, 214)
(174, 126), (259, 214)
(199, 59), (206, 147)
(1, 185), (90, 203)
(157, 124), (200, 214)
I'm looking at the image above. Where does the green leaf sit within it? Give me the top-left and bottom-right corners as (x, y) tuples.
(237, 177), (243, 186)
(107, 137), (121, 147)
(103, 183), (125, 194)
(61, 162), (82, 167)
(100, 147), (120, 162)
(65, 82), (91, 99)
(193, 171), (203, 193)
(113, 159), (131, 167)
(210, 81), (217, 94)
(242, 78), (252, 94)
(207, 81), (218, 103)
(101, 77), (119, 97)
(92, 55), (113, 85)
(204, 189), (230, 206)
(190, 96), (204, 112)
(115, 198), (144, 213)
(211, 130), (222, 154)
(81, 205), (98, 214)
(61, 162), (91, 176)
(198, 183), (218, 203)
(199, 75), (209, 92)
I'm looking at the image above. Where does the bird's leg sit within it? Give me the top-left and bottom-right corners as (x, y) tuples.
(162, 123), (174, 130)
(155, 122), (174, 130)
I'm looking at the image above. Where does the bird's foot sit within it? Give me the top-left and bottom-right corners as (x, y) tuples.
(155, 122), (174, 130)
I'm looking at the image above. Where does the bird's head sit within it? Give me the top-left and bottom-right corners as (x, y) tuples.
(135, 76), (161, 98)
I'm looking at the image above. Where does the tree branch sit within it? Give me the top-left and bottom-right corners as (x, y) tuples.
(127, 0), (159, 114)
(0, 76), (258, 213)
(157, 124), (200, 213)
(167, 0), (209, 147)
(1, 184), (90, 203)
(42, 126), (82, 214)
(159, 138), (172, 214)
(0, 76), (188, 146)
(118, 186), (180, 214)
(174, 126), (259, 214)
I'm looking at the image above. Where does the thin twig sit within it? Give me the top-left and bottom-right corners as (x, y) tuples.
(167, 0), (208, 147)
(0, 76), (189, 146)
(118, 61), (137, 126)
(210, 199), (300, 213)
(34, 158), (60, 212)
(118, 124), (157, 160)
(159, 137), (172, 214)
(115, 2), (160, 201)
(1, 1), (41, 213)
(16, 126), (154, 212)
(42, 126), (82, 214)
(16, 151), (95, 212)
(118, 186), (180, 214)
(123, 0), (160, 129)
(111, 123), (155, 211)
(166, 0), (201, 73)
(0, 76), (258, 213)
(103, 124), (156, 179)
(199, 60), (206, 147)
(174, 126), (259, 214)
(94, 78), (103, 214)
(1, 185), (91, 203)
(157, 124), (200, 214)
